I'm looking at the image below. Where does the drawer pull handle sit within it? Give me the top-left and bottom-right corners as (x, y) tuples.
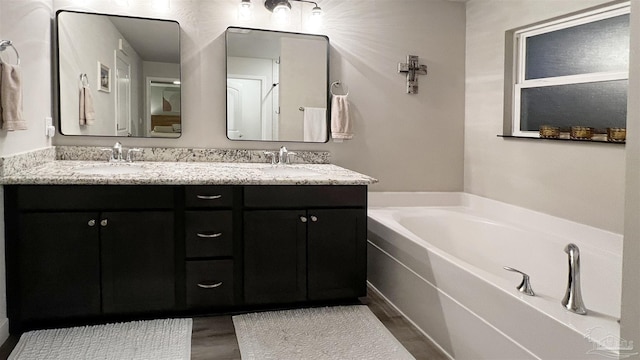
(300, 216), (308, 223)
(88, 219), (96, 227)
(310, 215), (318, 222)
(197, 281), (223, 289)
(100, 219), (108, 227)
(197, 232), (223, 238)
(196, 195), (222, 200)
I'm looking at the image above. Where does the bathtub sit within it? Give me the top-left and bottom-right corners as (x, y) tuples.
(367, 192), (623, 360)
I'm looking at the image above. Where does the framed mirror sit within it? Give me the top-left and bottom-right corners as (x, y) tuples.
(56, 10), (181, 137)
(226, 27), (329, 143)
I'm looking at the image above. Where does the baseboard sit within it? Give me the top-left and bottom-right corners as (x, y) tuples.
(0, 317), (9, 345)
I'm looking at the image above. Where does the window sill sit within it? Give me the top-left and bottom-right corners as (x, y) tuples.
(497, 135), (625, 145)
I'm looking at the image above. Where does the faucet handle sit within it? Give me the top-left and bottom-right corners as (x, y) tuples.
(285, 151), (297, 164)
(126, 148), (142, 162)
(503, 266), (535, 296)
(264, 151), (278, 165)
(100, 148), (115, 161)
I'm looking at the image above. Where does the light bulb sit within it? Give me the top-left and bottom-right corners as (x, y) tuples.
(307, 5), (322, 29)
(273, 3), (290, 22)
(311, 5), (322, 17)
(239, 0), (252, 20)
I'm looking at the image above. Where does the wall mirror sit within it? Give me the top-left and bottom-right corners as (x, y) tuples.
(226, 27), (329, 142)
(56, 10), (181, 137)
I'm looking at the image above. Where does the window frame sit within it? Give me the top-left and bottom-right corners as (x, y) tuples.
(507, 2), (630, 138)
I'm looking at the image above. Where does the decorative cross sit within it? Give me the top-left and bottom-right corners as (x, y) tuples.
(397, 55), (428, 94)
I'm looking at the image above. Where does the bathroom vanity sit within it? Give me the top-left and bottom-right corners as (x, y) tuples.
(2, 159), (375, 333)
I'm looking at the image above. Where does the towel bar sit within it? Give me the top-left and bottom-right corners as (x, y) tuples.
(0, 40), (20, 65)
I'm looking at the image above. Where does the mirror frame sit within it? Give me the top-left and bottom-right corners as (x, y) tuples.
(54, 10), (182, 138)
(225, 26), (330, 143)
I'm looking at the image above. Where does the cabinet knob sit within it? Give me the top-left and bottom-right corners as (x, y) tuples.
(197, 281), (223, 289)
(88, 219), (96, 227)
(300, 216), (308, 223)
(100, 219), (108, 227)
(196, 195), (222, 200)
(196, 232), (223, 238)
(310, 215), (318, 222)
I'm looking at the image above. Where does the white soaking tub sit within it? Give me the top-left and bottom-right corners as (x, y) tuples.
(367, 192), (623, 360)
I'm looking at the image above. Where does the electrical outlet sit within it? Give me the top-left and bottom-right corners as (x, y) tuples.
(44, 117), (55, 138)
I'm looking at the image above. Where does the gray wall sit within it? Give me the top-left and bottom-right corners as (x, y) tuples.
(52, 0), (467, 192)
(0, 0), (53, 343)
(464, 0), (625, 233)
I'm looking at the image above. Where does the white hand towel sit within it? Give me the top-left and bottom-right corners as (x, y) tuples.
(0, 63), (27, 131)
(79, 85), (95, 126)
(303, 107), (327, 142)
(331, 95), (352, 140)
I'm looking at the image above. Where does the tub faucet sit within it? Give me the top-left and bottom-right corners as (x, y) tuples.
(562, 243), (587, 315)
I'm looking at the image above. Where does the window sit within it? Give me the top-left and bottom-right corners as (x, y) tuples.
(505, 2), (630, 139)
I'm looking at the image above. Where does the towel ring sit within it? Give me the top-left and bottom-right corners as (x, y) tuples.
(330, 81), (349, 96)
(80, 73), (89, 87)
(0, 40), (20, 65)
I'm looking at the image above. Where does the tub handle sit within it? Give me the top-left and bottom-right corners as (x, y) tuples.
(503, 266), (535, 296)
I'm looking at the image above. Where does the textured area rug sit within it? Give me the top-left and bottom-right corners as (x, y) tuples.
(8, 318), (192, 360)
(233, 305), (415, 360)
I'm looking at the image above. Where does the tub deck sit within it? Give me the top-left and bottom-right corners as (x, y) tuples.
(367, 192), (623, 360)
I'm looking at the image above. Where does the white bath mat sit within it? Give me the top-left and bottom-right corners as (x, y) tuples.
(8, 318), (192, 360)
(233, 305), (415, 360)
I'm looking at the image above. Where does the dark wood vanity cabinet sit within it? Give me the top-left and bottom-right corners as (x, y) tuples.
(243, 186), (367, 305)
(5, 186), (176, 332)
(4, 184), (367, 333)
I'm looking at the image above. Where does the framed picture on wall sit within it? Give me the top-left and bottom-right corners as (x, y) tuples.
(98, 61), (111, 93)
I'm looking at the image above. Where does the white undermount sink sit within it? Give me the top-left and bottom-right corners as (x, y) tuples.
(74, 163), (146, 175)
(259, 166), (321, 178)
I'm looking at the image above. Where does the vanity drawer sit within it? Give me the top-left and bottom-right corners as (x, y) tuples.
(186, 260), (234, 308)
(184, 186), (233, 208)
(244, 185), (367, 208)
(12, 185), (174, 210)
(185, 211), (233, 258)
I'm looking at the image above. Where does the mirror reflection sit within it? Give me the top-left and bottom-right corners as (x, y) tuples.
(57, 11), (181, 137)
(226, 27), (329, 142)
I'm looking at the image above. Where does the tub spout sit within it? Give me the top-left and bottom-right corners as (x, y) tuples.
(562, 243), (587, 315)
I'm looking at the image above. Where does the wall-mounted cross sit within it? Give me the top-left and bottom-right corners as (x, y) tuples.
(397, 55), (428, 94)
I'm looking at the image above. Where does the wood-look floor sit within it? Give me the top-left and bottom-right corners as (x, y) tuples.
(0, 287), (449, 360)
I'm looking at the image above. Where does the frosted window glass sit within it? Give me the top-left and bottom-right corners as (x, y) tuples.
(520, 80), (627, 131)
(525, 14), (629, 80)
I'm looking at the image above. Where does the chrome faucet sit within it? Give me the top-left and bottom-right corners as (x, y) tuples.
(562, 243), (587, 315)
(278, 146), (289, 165)
(113, 142), (123, 161)
(265, 146), (297, 165)
(102, 142), (142, 163)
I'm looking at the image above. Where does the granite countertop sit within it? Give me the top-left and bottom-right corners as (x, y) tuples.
(1, 160), (378, 186)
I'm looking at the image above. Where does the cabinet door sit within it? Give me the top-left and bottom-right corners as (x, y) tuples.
(307, 209), (367, 300)
(15, 212), (101, 321)
(244, 210), (306, 304)
(101, 211), (175, 314)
